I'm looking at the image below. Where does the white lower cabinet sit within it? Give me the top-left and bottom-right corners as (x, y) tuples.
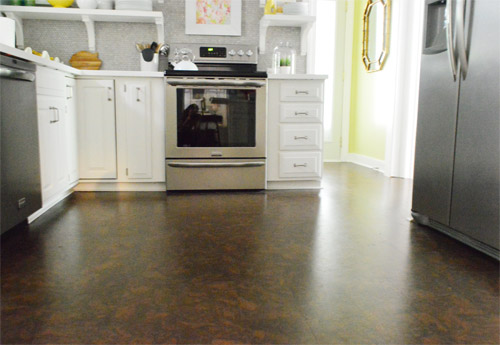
(115, 79), (153, 180)
(267, 78), (325, 189)
(35, 66), (78, 207)
(76, 77), (165, 188)
(77, 79), (117, 179)
(37, 95), (69, 204)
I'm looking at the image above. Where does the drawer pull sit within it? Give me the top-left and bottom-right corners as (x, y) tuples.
(294, 163), (308, 168)
(294, 136), (309, 140)
(295, 90), (309, 95)
(294, 112), (309, 116)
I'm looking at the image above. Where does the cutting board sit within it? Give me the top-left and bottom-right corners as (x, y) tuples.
(69, 51), (102, 70)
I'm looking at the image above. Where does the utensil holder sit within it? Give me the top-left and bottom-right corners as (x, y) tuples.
(140, 53), (158, 72)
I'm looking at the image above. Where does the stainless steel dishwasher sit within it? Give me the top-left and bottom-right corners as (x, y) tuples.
(1, 55), (42, 234)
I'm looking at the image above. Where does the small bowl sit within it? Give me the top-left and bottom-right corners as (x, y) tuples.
(47, 0), (74, 7)
(97, 0), (113, 9)
(77, 0), (97, 9)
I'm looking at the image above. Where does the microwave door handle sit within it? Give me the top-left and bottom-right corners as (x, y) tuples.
(166, 79), (266, 88)
(456, 0), (470, 78)
(445, 0), (458, 81)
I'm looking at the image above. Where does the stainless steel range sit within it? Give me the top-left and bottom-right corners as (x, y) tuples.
(164, 44), (267, 191)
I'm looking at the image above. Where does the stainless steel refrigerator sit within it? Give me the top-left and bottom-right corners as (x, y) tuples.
(412, 0), (499, 259)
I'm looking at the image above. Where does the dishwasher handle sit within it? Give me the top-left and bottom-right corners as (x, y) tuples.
(0, 66), (36, 82)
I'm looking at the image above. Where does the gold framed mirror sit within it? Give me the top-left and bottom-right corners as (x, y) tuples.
(362, 0), (391, 72)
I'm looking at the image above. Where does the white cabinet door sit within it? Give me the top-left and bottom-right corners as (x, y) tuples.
(115, 79), (153, 180)
(65, 77), (79, 184)
(37, 96), (69, 204)
(77, 79), (117, 179)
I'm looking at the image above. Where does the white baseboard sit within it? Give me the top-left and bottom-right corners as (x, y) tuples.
(323, 159), (341, 163)
(267, 180), (322, 190)
(346, 153), (386, 172)
(74, 182), (166, 192)
(27, 189), (74, 224)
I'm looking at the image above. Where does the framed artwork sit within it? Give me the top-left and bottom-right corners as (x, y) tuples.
(185, 0), (242, 36)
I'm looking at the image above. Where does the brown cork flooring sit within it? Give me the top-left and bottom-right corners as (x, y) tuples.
(1, 163), (499, 344)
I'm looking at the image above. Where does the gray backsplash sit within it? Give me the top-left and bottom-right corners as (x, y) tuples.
(22, 0), (306, 73)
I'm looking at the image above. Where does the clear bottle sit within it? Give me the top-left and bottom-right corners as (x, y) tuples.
(272, 41), (296, 74)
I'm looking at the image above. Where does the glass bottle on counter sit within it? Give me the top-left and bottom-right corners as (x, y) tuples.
(272, 41), (296, 74)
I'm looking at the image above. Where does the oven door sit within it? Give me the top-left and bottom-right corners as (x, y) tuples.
(165, 78), (267, 159)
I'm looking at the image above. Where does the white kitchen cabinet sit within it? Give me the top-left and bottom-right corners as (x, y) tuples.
(267, 78), (325, 189)
(75, 77), (165, 190)
(76, 79), (117, 179)
(37, 95), (69, 204)
(35, 67), (74, 206)
(115, 79), (153, 180)
(65, 76), (79, 184)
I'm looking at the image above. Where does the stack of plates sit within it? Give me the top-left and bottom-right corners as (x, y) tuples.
(283, 2), (309, 15)
(115, 0), (152, 11)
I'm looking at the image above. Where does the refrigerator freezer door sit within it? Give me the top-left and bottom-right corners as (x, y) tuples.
(450, 0), (499, 249)
(412, 0), (460, 226)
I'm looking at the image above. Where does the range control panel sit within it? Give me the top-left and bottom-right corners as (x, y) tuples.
(170, 44), (258, 64)
(200, 47), (227, 58)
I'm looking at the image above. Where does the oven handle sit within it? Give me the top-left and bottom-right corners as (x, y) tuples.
(166, 79), (266, 88)
(168, 162), (265, 168)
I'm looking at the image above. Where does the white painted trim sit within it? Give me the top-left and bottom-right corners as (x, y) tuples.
(74, 182), (166, 192)
(340, 0), (355, 161)
(323, 159), (341, 163)
(346, 153), (385, 172)
(27, 189), (74, 224)
(266, 180), (322, 190)
(306, 0), (318, 73)
(383, 0), (425, 179)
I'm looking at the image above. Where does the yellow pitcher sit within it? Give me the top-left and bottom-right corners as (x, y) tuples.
(264, 0), (277, 14)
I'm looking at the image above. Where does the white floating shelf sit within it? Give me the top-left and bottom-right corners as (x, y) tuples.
(259, 14), (316, 56)
(0, 5), (164, 52)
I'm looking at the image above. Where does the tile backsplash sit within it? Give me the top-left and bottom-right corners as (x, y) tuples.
(22, 0), (306, 73)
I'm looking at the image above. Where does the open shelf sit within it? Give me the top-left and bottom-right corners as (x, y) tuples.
(259, 14), (315, 56)
(0, 5), (164, 52)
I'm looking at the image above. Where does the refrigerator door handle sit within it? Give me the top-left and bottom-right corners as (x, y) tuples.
(456, 0), (470, 78)
(445, 0), (458, 80)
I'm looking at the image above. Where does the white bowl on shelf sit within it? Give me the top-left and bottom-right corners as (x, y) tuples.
(97, 0), (113, 9)
(76, 0), (98, 9)
(115, 0), (152, 11)
(283, 2), (309, 15)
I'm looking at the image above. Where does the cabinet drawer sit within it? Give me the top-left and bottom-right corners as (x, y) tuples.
(279, 152), (322, 178)
(280, 124), (323, 150)
(36, 66), (66, 97)
(280, 81), (323, 102)
(280, 103), (323, 123)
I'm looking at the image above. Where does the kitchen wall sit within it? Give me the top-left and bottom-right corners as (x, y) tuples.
(347, 0), (398, 163)
(22, 0), (306, 72)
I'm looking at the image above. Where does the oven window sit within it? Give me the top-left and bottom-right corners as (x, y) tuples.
(177, 88), (256, 147)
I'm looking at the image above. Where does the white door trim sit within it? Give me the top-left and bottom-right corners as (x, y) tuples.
(383, 0), (425, 178)
(340, 0), (355, 162)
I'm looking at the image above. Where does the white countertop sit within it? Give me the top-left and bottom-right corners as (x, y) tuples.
(0, 44), (164, 78)
(267, 73), (328, 80)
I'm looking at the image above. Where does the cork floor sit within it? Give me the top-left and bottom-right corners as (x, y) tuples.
(1, 163), (499, 344)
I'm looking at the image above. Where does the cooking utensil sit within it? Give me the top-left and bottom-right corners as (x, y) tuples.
(151, 41), (158, 53)
(159, 43), (170, 57)
(141, 48), (155, 62)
